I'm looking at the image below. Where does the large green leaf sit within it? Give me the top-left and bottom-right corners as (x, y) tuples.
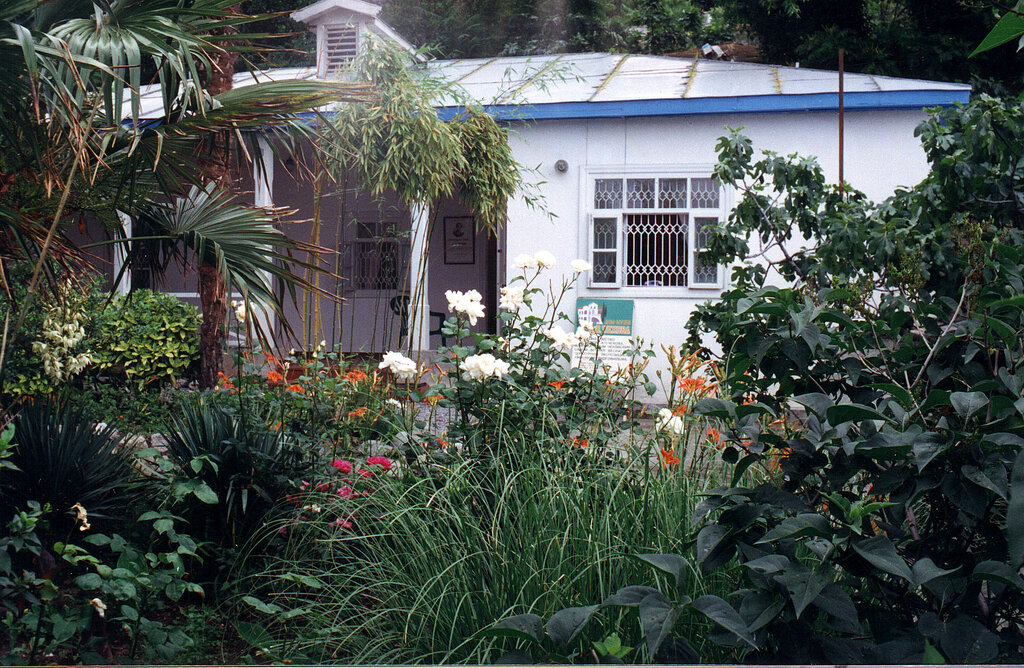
(692, 595), (757, 649)
(851, 535), (913, 583)
(970, 8), (1024, 56)
(1007, 450), (1024, 567)
(638, 592), (681, 657)
(545, 605), (599, 647)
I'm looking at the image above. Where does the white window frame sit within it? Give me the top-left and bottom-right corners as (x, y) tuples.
(579, 165), (727, 296)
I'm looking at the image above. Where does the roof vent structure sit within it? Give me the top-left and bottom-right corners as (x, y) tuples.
(291, 0), (420, 78)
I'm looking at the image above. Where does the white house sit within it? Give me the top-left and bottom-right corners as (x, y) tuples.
(128, 0), (971, 394)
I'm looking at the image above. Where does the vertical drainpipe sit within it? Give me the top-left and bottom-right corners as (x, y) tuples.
(113, 210), (132, 295)
(838, 49), (845, 197)
(253, 135), (277, 341)
(407, 203), (431, 357)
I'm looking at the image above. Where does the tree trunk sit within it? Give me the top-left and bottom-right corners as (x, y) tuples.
(195, 5), (240, 388)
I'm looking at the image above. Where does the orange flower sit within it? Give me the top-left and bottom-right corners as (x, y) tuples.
(423, 394), (440, 406)
(660, 448), (680, 468)
(707, 427), (721, 444)
(270, 421), (282, 431)
(267, 370), (284, 386)
(437, 437), (450, 448)
(348, 406), (367, 419)
(286, 383), (304, 393)
(671, 404), (687, 416)
(345, 370), (368, 383)
(678, 377), (706, 394)
(265, 353), (279, 366)
(548, 381), (566, 390)
(571, 436), (589, 449)
(217, 372), (235, 391)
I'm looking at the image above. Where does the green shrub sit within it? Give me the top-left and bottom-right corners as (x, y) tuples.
(93, 289), (200, 390)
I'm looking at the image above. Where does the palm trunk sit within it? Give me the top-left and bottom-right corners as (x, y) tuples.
(196, 6), (240, 388)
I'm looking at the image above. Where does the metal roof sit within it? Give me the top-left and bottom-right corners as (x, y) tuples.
(130, 52), (971, 121)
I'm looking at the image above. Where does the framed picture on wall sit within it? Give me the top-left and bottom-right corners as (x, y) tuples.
(444, 216), (475, 264)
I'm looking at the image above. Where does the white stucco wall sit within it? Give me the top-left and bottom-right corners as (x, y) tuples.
(503, 108), (933, 401)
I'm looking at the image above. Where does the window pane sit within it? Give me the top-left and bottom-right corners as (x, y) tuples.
(690, 178), (720, 208)
(658, 178), (687, 208)
(623, 213), (687, 286)
(593, 217), (617, 249)
(627, 178), (656, 208)
(592, 251), (616, 283)
(594, 179), (622, 209)
(693, 217), (718, 284)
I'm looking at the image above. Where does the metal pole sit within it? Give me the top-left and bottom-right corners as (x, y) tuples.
(838, 49), (845, 197)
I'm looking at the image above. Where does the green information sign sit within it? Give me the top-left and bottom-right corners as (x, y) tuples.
(575, 298), (634, 336)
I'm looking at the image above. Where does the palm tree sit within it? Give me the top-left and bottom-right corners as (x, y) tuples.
(0, 0), (371, 390)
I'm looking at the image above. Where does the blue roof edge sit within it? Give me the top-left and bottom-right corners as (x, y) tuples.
(434, 89), (971, 121)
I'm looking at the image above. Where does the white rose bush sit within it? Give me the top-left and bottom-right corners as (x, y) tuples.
(402, 250), (654, 456)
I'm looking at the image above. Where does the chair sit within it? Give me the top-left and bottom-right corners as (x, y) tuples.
(389, 296), (450, 346)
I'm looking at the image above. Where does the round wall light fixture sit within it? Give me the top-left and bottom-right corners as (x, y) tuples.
(554, 159), (568, 173)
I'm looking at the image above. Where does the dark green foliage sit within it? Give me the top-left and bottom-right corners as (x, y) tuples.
(0, 400), (147, 532)
(712, 0), (1024, 90)
(162, 394), (308, 549)
(680, 97), (1024, 662)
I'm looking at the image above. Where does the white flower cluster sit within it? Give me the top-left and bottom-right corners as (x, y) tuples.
(231, 299), (246, 323)
(656, 408), (686, 435)
(571, 259), (593, 273)
(32, 305), (91, 383)
(378, 351), (420, 382)
(499, 285), (524, 311)
(445, 289), (485, 325)
(541, 323), (592, 349)
(460, 353), (511, 381)
(513, 250), (556, 270)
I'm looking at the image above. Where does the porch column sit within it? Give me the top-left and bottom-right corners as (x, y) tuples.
(251, 135), (277, 342)
(407, 203), (431, 355)
(113, 211), (132, 295)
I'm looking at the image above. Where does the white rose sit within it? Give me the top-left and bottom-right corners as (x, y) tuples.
(542, 324), (579, 349)
(514, 253), (538, 269)
(571, 259), (593, 273)
(499, 285), (525, 311)
(378, 351), (420, 382)
(445, 289), (486, 326)
(656, 407), (686, 435)
(534, 250), (556, 268)
(460, 353), (510, 381)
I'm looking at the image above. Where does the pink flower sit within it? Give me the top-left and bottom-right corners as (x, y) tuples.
(331, 459), (353, 473)
(329, 517), (353, 529)
(366, 456), (393, 470)
(337, 486), (353, 499)
(317, 482), (331, 492)
(278, 526), (289, 536)
(300, 480), (310, 490)
(358, 469), (373, 479)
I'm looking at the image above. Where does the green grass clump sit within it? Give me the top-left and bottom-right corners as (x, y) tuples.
(240, 437), (736, 664)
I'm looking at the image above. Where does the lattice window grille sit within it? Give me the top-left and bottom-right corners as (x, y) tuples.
(623, 213), (688, 287)
(626, 178), (656, 208)
(693, 217), (718, 284)
(594, 179), (623, 209)
(324, 24), (358, 75)
(658, 178), (687, 208)
(690, 177), (720, 208)
(352, 221), (409, 291)
(591, 217), (618, 284)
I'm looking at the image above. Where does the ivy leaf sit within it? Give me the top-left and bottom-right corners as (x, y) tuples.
(634, 553), (689, 588)
(851, 535), (913, 583)
(950, 391), (987, 418)
(474, 614), (544, 645)
(692, 595), (757, 649)
(545, 605), (599, 647)
(638, 592), (681, 656)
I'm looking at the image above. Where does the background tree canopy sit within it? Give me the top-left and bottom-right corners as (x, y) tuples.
(244, 0), (1024, 91)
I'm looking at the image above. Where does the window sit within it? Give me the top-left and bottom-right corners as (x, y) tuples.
(588, 174), (722, 289)
(352, 220), (409, 291)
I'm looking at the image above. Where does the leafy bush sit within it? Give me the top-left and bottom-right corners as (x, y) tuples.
(92, 289), (200, 390)
(675, 99), (1024, 663)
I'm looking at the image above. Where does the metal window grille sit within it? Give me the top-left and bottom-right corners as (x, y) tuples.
(626, 178), (656, 208)
(324, 24), (358, 74)
(594, 179), (623, 209)
(658, 178), (687, 208)
(693, 217), (718, 284)
(623, 213), (688, 287)
(353, 221), (409, 290)
(690, 178), (720, 208)
(592, 217), (618, 284)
